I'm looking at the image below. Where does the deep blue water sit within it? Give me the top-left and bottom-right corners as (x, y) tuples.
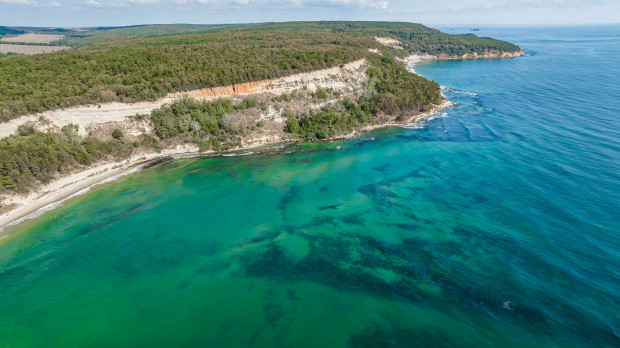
(0, 26), (618, 347)
(416, 24), (620, 343)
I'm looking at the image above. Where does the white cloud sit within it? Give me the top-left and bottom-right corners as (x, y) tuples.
(83, 0), (101, 6)
(0, 0), (38, 5)
(128, 0), (158, 4)
(50, 1), (60, 6)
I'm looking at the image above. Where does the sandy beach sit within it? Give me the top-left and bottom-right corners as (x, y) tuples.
(0, 145), (198, 236)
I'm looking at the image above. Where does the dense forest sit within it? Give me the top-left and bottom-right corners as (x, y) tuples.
(55, 24), (240, 48)
(0, 26), (25, 36)
(252, 22), (521, 56)
(0, 29), (369, 121)
(0, 22), (520, 122)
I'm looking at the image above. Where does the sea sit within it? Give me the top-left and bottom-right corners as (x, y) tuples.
(0, 25), (618, 347)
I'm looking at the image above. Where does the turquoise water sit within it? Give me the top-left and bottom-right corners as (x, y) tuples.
(1, 26), (619, 347)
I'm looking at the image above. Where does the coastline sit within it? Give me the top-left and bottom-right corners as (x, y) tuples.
(0, 98), (454, 235)
(0, 49), (521, 235)
(399, 50), (525, 72)
(0, 146), (197, 236)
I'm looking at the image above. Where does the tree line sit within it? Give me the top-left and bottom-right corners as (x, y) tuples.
(0, 22), (520, 122)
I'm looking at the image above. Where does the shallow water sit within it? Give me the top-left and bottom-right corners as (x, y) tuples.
(1, 26), (619, 347)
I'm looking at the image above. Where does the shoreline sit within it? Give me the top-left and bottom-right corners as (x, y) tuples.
(0, 98), (454, 236)
(399, 50), (525, 73)
(0, 146), (197, 236)
(0, 49), (520, 235)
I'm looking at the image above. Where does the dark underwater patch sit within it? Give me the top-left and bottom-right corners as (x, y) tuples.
(75, 203), (145, 237)
(348, 326), (466, 348)
(142, 156), (174, 169)
(393, 223), (420, 231)
(340, 214), (365, 226)
(233, 221), (620, 346)
(278, 185), (300, 212)
(319, 204), (340, 211)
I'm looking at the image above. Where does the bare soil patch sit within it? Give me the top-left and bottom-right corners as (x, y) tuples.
(0, 33), (65, 44)
(374, 36), (404, 50)
(0, 44), (69, 55)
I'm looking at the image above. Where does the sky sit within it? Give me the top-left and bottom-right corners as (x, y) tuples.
(0, 0), (619, 27)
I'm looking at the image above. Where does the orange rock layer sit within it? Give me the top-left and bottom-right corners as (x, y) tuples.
(165, 79), (280, 99)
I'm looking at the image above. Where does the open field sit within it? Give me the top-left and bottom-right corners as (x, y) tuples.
(0, 44), (69, 55)
(0, 33), (64, 43)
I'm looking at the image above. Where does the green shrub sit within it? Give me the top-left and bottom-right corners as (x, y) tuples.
(112, 128), (124, 140)
(312, 88), (329, 101)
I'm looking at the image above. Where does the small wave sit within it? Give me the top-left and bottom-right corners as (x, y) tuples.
(218, 151), (260, 157)
(403, 124), (425, 129)
(502, 301), (516, 311)
(424, 112), (450, 123)
(221, 151), (255, 157)
(443, 87), (479, 97)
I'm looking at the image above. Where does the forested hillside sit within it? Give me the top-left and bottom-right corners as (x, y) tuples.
(257, 22), (521, 56)
(55, 24), (241, 48)
(0, 29), (369, 121)
(0, 27), (25, 36)
(0, 22), (520, 122)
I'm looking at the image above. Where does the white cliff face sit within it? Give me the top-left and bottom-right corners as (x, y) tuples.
(374, 36), (404, 50)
